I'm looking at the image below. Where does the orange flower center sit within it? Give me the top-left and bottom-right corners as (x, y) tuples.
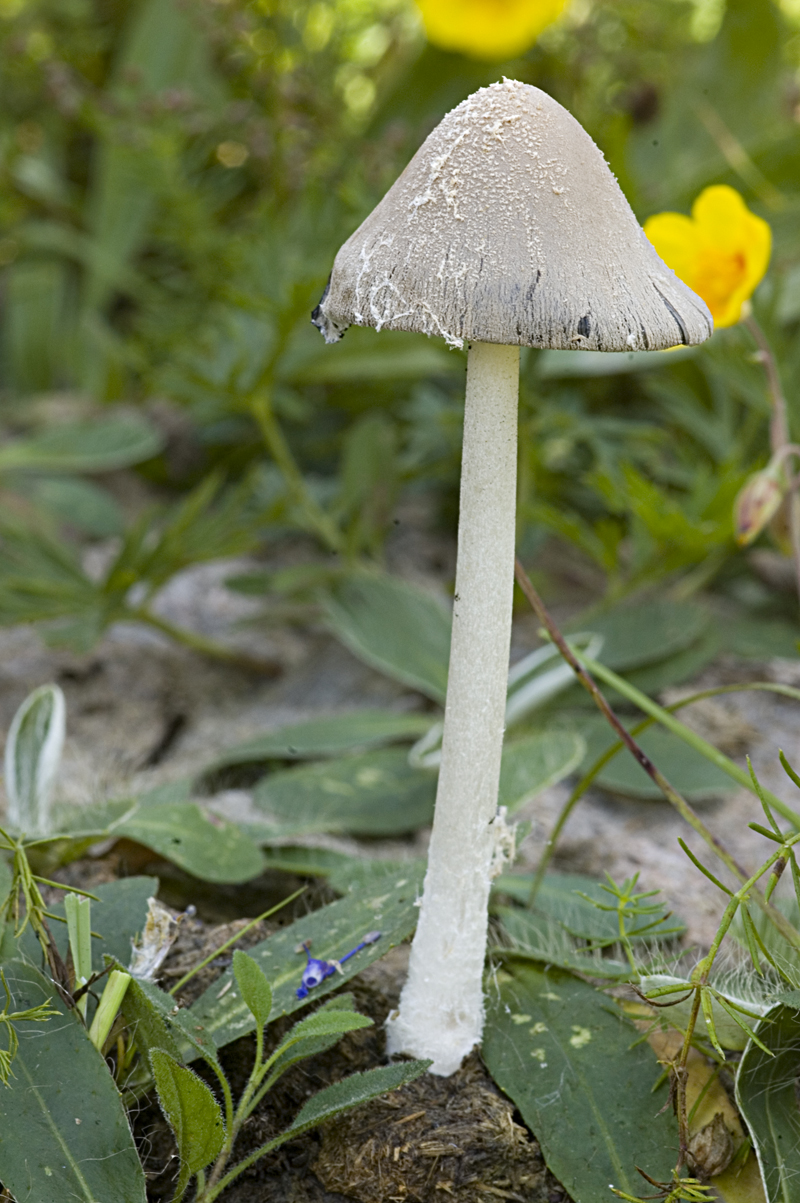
(693, 247), (748, 319)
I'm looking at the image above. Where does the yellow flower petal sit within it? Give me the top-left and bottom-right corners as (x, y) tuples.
(415, 0), (568, 60)
(644, 185), (771, 329)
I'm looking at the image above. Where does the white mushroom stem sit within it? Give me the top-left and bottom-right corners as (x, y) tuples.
(386, 341), (519, 1076)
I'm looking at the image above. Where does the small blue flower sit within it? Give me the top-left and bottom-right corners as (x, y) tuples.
(296, 931), (382, 999)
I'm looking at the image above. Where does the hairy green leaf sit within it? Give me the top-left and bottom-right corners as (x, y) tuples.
(285, 1061), (431, 1136)
(482, 963), (675, 1200)
(570, 598), (709, 673)
(278, 1008), (372, 1046)
(207, 710), (431, 769)
(494, 907), (630, 980)
(4, 683), (65, 837)
(151, 1048), (225, 1175)
(250, 747), (436, 838)
(736, 991), (800, 1203)
(113, 802), (266, 884)
(188, 872), (421, 1052)
(574, 715), (736, 801)
(262, 995), (359, 1083)
(233, 951), (273, 1028)
(499, 731), (585, 812)
(324, 572), (450, 703)
(120, 974), (184, 1063)
(125, 974), (220, 1067)
(494, 871), (684, 943)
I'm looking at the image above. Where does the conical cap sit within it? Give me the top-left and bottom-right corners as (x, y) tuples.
(313, 80), (712, 352)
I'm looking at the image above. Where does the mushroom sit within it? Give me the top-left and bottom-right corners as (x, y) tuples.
(312, 79), (712, 1076)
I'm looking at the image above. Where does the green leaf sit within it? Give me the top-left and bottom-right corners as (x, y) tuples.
(250, 748), (436, 838)
(0, 415), (163, 474)
(736, 991), (800, 1203)
(119, 974), (183, 1064)
(498, 731), (585, 813)
(207, 710), (432, 769)
(494, 872), (685, 943)
(113, 802), (266, 884)
(0, 519), (104, 633)
(537, 347), (696, 378)
(10, 875), (157, 975)
(324, 572), (450, 703)
(574, 715), (736, 802)
(276, 1008), (372, 1046)
(187, 871), (422, 1053)
(251, 1009), (376, 1098)
(260, 996), (361, 1084)
(731, 895), (800, 987)
(327, 857), (424, 897)
(260, 845), (358, 879)
(4, 683), (65, 837)
(151, 1048), (225, 1175)
(284, 1061), (431, 1136)
(233, 951), (273, 1028)
(482, 963), (676, 1199)
(22, 477), (125, 537)
(570, 599), (709, 673)
(0, 960), (146, 1203)
(493, 908), (631, 980)
(0, 857), (11, 941)
(3, 259), (69, 393)
(620, 627), (722, 698)
(722, 617), (800, 660)
(281, 324), (461, 383)
(123, 974), (220, 1067)
(48, 794), (265, 884)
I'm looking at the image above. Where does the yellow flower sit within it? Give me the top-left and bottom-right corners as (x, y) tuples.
(644, 185), (771, 329)
(415, 0), (568, 60)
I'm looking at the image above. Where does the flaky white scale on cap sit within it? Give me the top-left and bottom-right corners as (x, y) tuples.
(313, 79), (712, 352)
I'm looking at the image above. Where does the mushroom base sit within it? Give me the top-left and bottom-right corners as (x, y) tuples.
(386, 341), (519, 1076)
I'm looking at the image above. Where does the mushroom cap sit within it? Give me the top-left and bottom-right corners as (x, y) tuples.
(313, 80), (712, 352)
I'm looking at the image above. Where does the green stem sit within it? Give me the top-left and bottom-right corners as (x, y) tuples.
(169, 1159), (192, 1203)
(201, 1127), (296, 1203)
(529, 680), (800, 903)
(250, 392), (344, 555)
(130, 608), (281, 677)
(529, 724), (649, 904)
(513, 560), (800, 955)
(205, 1015), (269, 1196)
(169, 888), (305, 995)
(744, 312), (800, 611)
(581, 654), (800, 828)
(208, 1058), (235, 1145)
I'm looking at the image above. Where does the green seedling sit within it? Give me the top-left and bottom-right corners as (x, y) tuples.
(145, 950), (428, 1203)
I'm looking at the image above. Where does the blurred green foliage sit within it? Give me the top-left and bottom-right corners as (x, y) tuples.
(0, 0), (799, 634)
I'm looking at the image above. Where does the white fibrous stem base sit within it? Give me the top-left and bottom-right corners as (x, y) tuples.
(386, 341), (519, 1077)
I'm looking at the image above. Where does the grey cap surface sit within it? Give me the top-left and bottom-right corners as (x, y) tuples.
(313, 80), (712, 352)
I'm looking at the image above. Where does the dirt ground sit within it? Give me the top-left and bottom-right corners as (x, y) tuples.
(131, 940), (568, 1203)
(3, 516), (800, 1199)
(1, 543), (798, 945)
